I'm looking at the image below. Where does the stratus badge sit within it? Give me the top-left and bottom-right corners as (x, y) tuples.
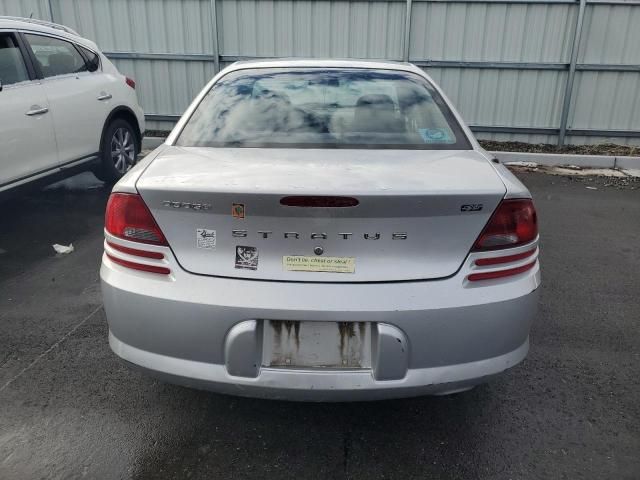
(232, 203), (246, 219)
(163, 200), (211, 211)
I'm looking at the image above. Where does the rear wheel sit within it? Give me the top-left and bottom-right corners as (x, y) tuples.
(94, 119), (138, 183)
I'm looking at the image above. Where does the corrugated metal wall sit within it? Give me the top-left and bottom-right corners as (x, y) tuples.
(218, 0), (406, 58)
(410, 1), (574, 144)
(568, 3), (640, 144)
(0, 0), (49, 18)
(1, 0), (639, 145)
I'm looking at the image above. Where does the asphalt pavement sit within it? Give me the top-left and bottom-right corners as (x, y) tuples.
(0, 171), (638, 479)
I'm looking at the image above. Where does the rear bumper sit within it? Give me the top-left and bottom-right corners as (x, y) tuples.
(101, 242), (540, 401)
(110, 331), (530, 401)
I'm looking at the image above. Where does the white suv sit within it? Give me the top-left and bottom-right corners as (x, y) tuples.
(0, 17), (145, 194)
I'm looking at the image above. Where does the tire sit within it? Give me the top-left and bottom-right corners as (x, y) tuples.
(95, 119), (138, 184)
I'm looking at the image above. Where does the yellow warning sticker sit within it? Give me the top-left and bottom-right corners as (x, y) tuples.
(283, 256), (355, 273)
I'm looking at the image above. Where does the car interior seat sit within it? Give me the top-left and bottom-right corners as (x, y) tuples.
(47, 53), (78, 76)
(350, 94), (405, 133)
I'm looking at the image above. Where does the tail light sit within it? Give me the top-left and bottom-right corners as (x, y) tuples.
(105, 193), (170, 275)
(125, 77), (136, 89)
(472, 199), (537, 251)
(468, 199), (538, 282)
(105, 193), (167, 245)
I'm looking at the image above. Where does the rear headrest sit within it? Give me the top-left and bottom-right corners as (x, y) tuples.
(351, 94), (404, 133)
(355, 94), (396, 110)
(253, 88), (291, 105)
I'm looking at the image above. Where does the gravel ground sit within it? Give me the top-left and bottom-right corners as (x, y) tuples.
(507, 164), (640, 190)
(479, 140), (640, 157)
(0, 170), (638, 480)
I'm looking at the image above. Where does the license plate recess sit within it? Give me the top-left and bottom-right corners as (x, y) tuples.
(263, 320), (372, 369)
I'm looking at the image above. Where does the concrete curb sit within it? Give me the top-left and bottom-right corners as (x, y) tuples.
(491, 151), (640, 169)
(615, 156), (640, 169)
(141, 137), (640, 170)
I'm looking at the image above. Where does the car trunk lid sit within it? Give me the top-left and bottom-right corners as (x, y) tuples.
(136, 146), (506, 282)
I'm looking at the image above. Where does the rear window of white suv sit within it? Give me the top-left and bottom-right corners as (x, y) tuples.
(176, 68), (471, 150)
(24, 34), (88, 78)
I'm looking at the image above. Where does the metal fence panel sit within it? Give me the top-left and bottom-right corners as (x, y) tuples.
(0, 0), (49, 19)
(579, 4), (640, 64)
(218, 0), (405, 58)
(553, 3), (640, 144)
(410, 2), (576, 62)
(51, 0), (214, 53)
(570, 71), (640, 128)
(424, 67), (567, 126)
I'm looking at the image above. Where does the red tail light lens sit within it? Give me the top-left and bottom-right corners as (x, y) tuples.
(468, 260), (537, 281)
(474, 248), (536, 266)
(473, 199), (537, 251)
(105, 193), (167, 245)
(125, 77), (136, 89)
(106, 253), (170, 275)
(106, 241), (164, 259)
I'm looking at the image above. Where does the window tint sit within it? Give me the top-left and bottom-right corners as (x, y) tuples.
(176, 68), (471, 150)
(24, 34), (87, 78)
(0, 34), (29, 86)
(79, 46), (100, 72)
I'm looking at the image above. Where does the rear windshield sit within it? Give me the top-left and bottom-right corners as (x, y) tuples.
(176, 68), (471, 150)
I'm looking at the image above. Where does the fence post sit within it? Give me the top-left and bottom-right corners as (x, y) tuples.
(403, 0), (413, 62)
(558, 0), (587, 146)
(209, 0), (221, 73)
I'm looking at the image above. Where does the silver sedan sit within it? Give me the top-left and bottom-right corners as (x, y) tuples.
(101, 59), (540, 401)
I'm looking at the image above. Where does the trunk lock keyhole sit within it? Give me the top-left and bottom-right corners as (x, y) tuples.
(314, 246), (324, 256)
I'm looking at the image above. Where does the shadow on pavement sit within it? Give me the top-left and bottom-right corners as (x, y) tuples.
(0, 173), (109, 280)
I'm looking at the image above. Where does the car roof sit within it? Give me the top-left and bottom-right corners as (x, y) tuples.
(226, 58), (424, 75)
(0, 16), (100, 50)
(0, 16), (80, 38)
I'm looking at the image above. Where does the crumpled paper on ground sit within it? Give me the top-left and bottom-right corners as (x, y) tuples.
(53, 243), (74, 254)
